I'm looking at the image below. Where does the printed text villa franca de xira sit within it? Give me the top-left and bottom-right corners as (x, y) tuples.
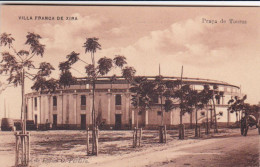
(18, 16), (78, 21)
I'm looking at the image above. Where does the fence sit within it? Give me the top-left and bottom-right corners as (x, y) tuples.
(133, 127), (142, 147)
(159, 125), (167, 143)
(15, 132), (30, 166)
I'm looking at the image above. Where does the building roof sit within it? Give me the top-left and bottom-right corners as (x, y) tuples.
(75, 76), (240, 89)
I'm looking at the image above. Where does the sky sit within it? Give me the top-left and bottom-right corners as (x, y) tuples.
(0, 5), (259, 119)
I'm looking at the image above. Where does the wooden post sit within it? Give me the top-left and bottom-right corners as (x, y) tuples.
(182, 124), (185, 139)
(205, 122), (209, 135)
(133, 127), (138, 148)
(15, 133), (30, 166)
(135, 127), (138, 147)
(159, 126), (165, 143)
(27, 132), (30, 165)
(139, 128), (142, 146)
(92, 127), (95, 155)
(86, 128), (89, 155)
(164, 125), (167, 143)
(195, 125), (198, 137)
(21, 135), (24, 164)
(179, 124), (185, 140)
(96, 126), (99, 156)
(198, 125), (201, 137)
(132, 127), (135, 148)
(24, 135), (27, 164)
(15, 133), (18, 166)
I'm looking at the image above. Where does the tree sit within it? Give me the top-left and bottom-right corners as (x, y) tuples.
(129, 76), (178, 143)
(228, 95), (247, 124)
(154, 75), (167, 126)
(173, 85), (192, 119)
(0, 32), (56, 165)
(188, 89), (202, 137)
(211, 84), (219, 133)
(129, 76), (155, 128)
(199, 85), (213, 135)
(60, 37), (135, 155)
(228, 95), (259, 135)
(153, 77), (179, 125)
(171, 83), (194, 139)
(0, 32), (56, 131)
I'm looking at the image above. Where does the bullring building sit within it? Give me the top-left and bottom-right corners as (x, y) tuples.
(25, 76), (242, 130)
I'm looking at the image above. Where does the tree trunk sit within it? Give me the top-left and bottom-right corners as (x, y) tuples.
(159, 95), (166, 143)
(190, 111), (193, 129)
(92, 81), (96, 154)
(210, 107), (213, 128)
(195, 109), (198, 137)
(136, 97), (139, 129)
(91, 51), (98, 155)
(179, 109), (184, 140)
(22, 69), (26, 134)
(206, 104), (209, 134)
(180, 109), (183, 125)
(160, 95), (163, 126)
(179, 66), (184, 139)
(212, 97), (218, 133)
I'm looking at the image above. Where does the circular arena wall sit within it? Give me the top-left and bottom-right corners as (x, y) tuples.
(25, 76), (242, 130)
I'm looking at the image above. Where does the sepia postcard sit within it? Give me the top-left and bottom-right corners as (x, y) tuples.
(0, 3), (259, 167)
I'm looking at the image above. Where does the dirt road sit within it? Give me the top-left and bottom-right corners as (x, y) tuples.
(0, 128), (258, 167)
(150, 131), (259, 167)
(85, 129), (259, 167)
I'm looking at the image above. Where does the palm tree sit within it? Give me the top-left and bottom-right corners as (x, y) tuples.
(82, 37), (101, 155)
(83, 37), (101, 67)
(57, 38), (134, 154)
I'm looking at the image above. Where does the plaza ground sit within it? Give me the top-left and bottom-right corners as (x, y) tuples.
(0, 127), (259, 167)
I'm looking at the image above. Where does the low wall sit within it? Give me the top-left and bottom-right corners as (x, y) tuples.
(34, 121), (238, 131)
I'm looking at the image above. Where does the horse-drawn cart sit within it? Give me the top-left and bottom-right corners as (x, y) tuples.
(240, 114), (260, 136)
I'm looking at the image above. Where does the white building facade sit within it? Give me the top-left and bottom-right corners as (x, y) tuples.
(25, 76), (242, 130)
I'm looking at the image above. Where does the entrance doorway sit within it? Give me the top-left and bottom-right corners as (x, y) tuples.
(115, 114), (122, 130)
(81, 114), (86, 130)
(53, 114), (57, 129)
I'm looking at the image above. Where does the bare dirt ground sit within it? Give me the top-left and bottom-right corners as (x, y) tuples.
(0, 127), (259, 167)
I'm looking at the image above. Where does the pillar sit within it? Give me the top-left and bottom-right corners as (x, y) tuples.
(132, 110), (135, 126)
(227, 109), (230, 126)
(58, 94), (63, 124)
(170, 111), (173, 125)
(31, 97), (33, 121)
(145, 110), (149, 126)
(39, 96), (42, 124)
(73, 93), (77, 124)
(125, 93), (130, 126)
(89, 93), (93, 125)
(66, 95), (69, 124)
(107, 92), (111, 124)
(47, 95), (51, 123)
